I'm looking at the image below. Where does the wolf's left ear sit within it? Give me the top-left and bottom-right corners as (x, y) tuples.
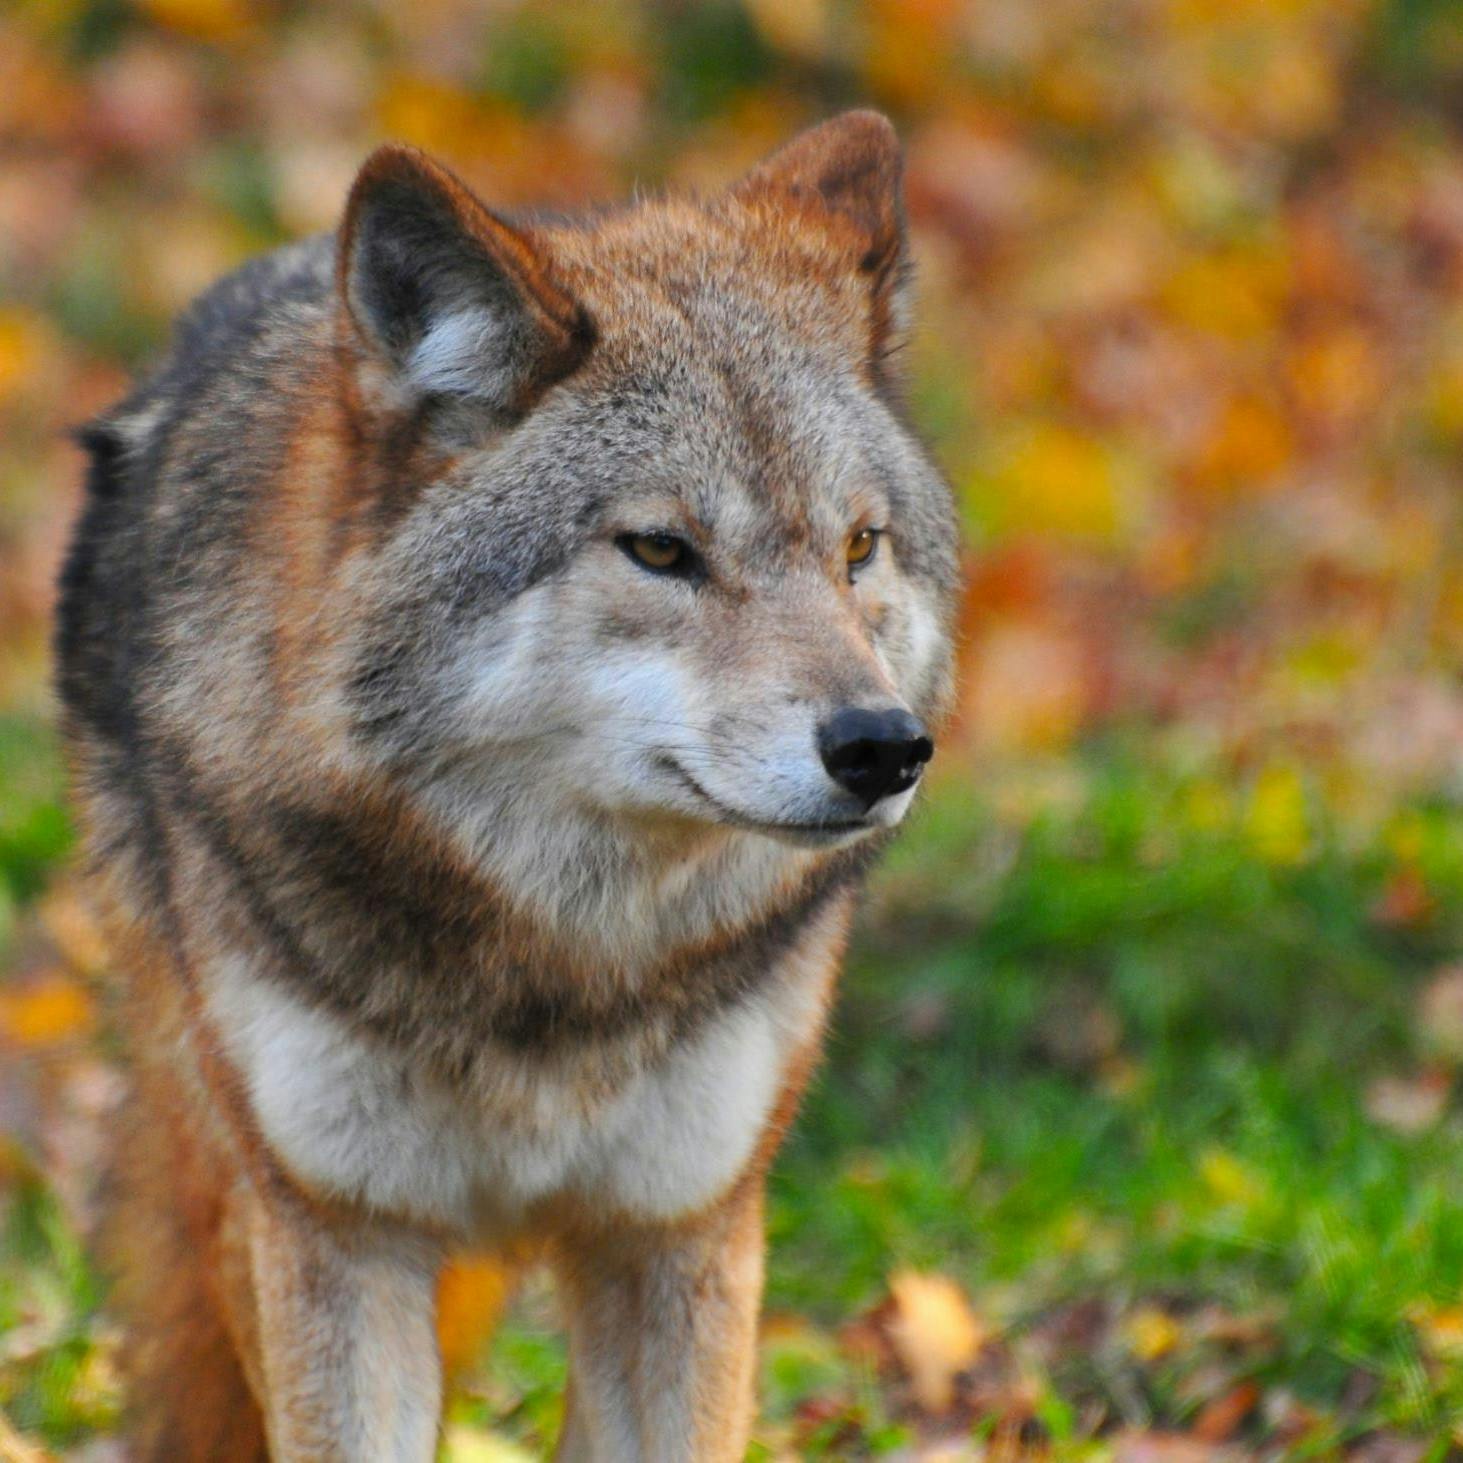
(339, 145), (593, 415)
(731, 111), (909, 370)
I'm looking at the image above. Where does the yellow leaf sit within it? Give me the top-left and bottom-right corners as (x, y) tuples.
(1387, 811), (1427, 865)
(1426, 359), (1463, 440)
(1199, 1149), (1267, 1209)
(375, 73), (513, 162)
(1033, 55), (1112, 130)
(136, 0), (258, 45)
(886, 1269), (987, 1414)
(0, 308), (58, 406)
(0, 976), (93, 1046)
(436, 1257), (513, 1378)
(861, 0), (959, 103)
(1125, 1307), (1182, 1363)
(1182, 779), (1233, 834)
(440, 1425), (536, 1463)
(1245, 762), (1310, 867)
(1285, 632), (1361, 688)
(1161, 247), (1287, 341)
(988, 424), (1125, 543)
(1413, 1305), (1463, 1359)
(745, 0), (828, 61)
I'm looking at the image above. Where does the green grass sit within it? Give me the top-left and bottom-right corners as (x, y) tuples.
(763, 751), (1463, 1449)
(4, 727), (1463, 1454)
(0, 717), (71, 918)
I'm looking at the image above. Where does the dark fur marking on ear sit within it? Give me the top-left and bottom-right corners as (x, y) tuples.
(340, 145), (597, 420)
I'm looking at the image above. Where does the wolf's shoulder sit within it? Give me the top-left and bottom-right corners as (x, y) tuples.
(54, 236), (336, 748)
(178, 232), (334, 355)
(117, 234), (335, 451)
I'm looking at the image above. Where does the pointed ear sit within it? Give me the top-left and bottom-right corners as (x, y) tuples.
(733, 111), (904, 267)
(338, 145), (593, 415)
(731, 111), (909, 375)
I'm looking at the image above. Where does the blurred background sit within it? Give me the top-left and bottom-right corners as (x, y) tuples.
(2, 0), (1462, 1457)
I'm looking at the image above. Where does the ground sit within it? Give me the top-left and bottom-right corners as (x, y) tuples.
(4, 736), (1463, 1459)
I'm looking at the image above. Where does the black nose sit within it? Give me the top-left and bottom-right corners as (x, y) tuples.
(817, 707), (934, 811)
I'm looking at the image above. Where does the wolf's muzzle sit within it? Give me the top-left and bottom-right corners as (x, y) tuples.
(817, 707), (934, 811)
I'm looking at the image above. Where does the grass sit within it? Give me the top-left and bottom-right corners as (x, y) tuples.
(3, 723), (1463, 1456)
(757, 753), (1463, 1452)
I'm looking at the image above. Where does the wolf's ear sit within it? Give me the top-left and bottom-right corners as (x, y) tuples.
(731, 111), (909, 367)
(339, 145), (593, 414)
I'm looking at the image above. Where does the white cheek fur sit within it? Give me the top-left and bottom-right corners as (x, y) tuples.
(902, 590), (943, 697)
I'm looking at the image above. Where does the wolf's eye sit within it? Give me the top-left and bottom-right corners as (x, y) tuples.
(620, 532), (693, 576)
(846, 527), (880, 576)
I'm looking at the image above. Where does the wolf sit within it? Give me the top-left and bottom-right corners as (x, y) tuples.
(53, 110), (958, 1460)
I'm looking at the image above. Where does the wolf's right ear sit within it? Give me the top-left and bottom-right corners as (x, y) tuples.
(731, 112), (910, 381)
(338, 145), (593, 415)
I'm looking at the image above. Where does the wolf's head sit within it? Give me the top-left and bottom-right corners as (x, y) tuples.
(329, 113), (957, 895)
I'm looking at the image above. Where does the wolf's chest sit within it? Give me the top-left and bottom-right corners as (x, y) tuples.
(204, 958), (826, 1236)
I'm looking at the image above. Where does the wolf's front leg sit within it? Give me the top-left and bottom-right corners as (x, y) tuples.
(553, 1181), (766, 1462)
(219, 1179), (444, 1462)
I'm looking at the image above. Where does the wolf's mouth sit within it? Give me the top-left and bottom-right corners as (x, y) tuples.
(655, 757), (870, 842)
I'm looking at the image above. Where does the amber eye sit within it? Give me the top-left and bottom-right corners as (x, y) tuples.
(846, 527), (880, 574)
(620, 531), (693, 576)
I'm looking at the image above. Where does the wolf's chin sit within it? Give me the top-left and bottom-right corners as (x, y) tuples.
(754, 821), (877, 851)
(654, 756), (882, 849)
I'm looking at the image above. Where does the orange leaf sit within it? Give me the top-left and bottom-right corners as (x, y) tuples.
(0, 976), (93, 1046)
(1413, 1304), (1463, 1360)
(1193, 1380), (1259, 1442)
(1372, 866), (1435, 929)
(435, 1257), (513, 1379)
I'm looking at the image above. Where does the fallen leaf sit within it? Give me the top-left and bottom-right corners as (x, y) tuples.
(886, 1269), (988, 1414)
(1418, 964), (1463, 1062)
(440, 1425), (535, 1463)
(0, 1406), (53, 1463)
(1192, 1379), (1258, 1442)
(1343, 1435), (1428, 1463)
(1111, 1431), (1239, 1462)
(839, 1294), (898, 1372)
(1411, 1303), (1463, 1359)
(435, 1257), (513, 1378)
(1261, 1386), (1323, 1446)
(0, 975), (93, 1046)
(1244, 762), (1310, 868)
(1124, 1306), (1182, 1363)
(134, 0), (259, 45)
(1190, 1304), (1278, 1350)
(1372, 866), (1435, 928)
(1198, 1149), (1268, 1209)
(1365, 1072), (1449, 1134)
